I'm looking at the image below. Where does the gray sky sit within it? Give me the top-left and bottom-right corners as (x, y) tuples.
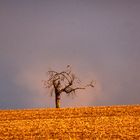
(0, 0), (140, 109)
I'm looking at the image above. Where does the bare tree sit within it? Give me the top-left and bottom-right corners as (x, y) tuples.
(42, 65), (95, 108)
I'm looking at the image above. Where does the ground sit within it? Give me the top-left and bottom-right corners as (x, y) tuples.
(0, 105), (139, 140)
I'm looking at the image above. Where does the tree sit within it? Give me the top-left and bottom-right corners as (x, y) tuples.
(42, 65), (95, 108)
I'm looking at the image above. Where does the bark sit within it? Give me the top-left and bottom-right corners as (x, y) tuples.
(55, 92), (60, 108)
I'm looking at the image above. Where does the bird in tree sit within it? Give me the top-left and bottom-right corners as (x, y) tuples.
(42, 65), (96, 108)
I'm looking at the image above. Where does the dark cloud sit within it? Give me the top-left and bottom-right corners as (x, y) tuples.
(0, 0), (140, 109)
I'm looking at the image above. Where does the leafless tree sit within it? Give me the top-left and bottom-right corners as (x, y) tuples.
(42, 65), (95, 108)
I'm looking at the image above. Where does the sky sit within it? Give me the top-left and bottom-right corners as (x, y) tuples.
(0, 0), (140, 109)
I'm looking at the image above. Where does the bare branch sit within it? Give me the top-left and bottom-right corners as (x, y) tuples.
(64, 87), (85, 94)
(85, 80), (96, 88)
(42, 65), (95, 108)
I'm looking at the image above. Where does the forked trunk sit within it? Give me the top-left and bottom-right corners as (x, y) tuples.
(55, 92), (60, 108)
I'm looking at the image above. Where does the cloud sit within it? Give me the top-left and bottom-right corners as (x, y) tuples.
(0, 0), (140, 109)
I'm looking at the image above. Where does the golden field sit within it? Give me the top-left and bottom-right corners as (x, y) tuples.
(0, 105), (139, 140)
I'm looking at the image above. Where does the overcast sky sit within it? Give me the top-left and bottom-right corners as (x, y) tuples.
(0, 0), (140, 109)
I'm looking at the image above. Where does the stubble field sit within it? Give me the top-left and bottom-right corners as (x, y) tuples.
(0, 105), (140, 140)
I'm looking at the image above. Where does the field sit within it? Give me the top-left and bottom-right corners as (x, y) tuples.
(0, 105), (140, 140)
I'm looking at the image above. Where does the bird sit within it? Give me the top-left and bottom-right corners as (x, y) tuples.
(67, 65), (70, 68)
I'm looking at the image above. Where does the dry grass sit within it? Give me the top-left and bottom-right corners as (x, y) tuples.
(0, 105), (140, 140)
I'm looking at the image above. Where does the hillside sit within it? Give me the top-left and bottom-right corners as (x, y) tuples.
(0, 105), (140, 140)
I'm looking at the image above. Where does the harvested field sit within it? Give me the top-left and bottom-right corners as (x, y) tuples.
(0, 105), (140, 140)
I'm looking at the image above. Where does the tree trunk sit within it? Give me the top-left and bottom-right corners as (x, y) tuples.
(55, 92), (60, 108)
